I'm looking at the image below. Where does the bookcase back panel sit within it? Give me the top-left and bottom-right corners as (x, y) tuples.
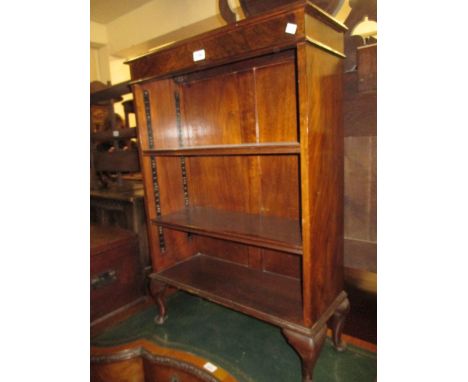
(262, 248), (301, 279)
(193, 236), (250, 266)
(258, 156), (299, 219)
(134, 80), (179, 151)
(178, 52), (298, 146)
(135, 51), (298, 151)
(192, 236), (301, 279)
(146, 225), (194, 271)
(186, 156), (252, 213)
(186, 155), (299, 219)
(254, 60), (299, 143)
(140, 156), (194, 270)
(140, 156), (186, 221)
(179, 72), (249, 146)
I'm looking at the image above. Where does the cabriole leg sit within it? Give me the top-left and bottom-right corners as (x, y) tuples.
(282, 325), (327, 382)
(147, 278), (168, 325)
(329, 297), (350, 352)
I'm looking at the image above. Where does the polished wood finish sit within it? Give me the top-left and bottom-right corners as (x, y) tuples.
(91, 224), (137, 253)
(239, 0), (298, 17)
(91, 297), (151, 338)
(143, 142), (300, 156)
(91, 225), (144, 322)
(135, 50), (298, 151)
(129, 4), (347, 381)
(91, 339), (239, 382)
(283, 325), (327, 382)
(296, 41), (344, 325)
(128, 3), (346, 84)
(153, 207), (302, 255)
(127, 7), (306, 81)
(150, 254), (303, 326)
(91, 358), (144, 382)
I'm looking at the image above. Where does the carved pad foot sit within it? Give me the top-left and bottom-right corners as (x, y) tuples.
(329, 297), (350, 352)
(283, 325), (327, 382)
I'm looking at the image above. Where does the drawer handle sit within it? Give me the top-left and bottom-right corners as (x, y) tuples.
(91, 269), (117, 290)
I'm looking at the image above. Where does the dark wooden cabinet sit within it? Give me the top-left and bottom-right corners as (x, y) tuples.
(128, 2), (349, 380)
(91, 225), (144, 322)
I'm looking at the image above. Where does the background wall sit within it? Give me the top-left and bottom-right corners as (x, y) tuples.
(89, 0), (244, 85)
(90, 0), (239, 119)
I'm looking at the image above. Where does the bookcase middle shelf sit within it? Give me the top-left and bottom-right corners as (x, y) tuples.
(152, 206), (303, 255)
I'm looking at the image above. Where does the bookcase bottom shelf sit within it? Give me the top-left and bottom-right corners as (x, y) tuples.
(150, 254), (304, 327)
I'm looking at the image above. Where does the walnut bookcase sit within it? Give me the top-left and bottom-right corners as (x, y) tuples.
(128, 2), (349, 381)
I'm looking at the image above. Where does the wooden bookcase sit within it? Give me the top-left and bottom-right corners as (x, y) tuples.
(128, 2), (350, 381)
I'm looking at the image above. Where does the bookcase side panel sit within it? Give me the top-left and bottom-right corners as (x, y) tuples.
(297, 42), (344, 325)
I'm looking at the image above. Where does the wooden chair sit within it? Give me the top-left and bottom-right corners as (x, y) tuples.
(90, 81), (140, 190)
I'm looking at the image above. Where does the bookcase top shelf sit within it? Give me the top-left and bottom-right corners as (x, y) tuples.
(152, 206), (303, 255)
(143, 142), (300, 157)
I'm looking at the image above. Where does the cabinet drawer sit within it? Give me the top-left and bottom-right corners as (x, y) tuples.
(91, 227), (143, 321)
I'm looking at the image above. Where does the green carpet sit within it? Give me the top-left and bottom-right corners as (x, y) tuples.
(92, 292), (377, 382)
